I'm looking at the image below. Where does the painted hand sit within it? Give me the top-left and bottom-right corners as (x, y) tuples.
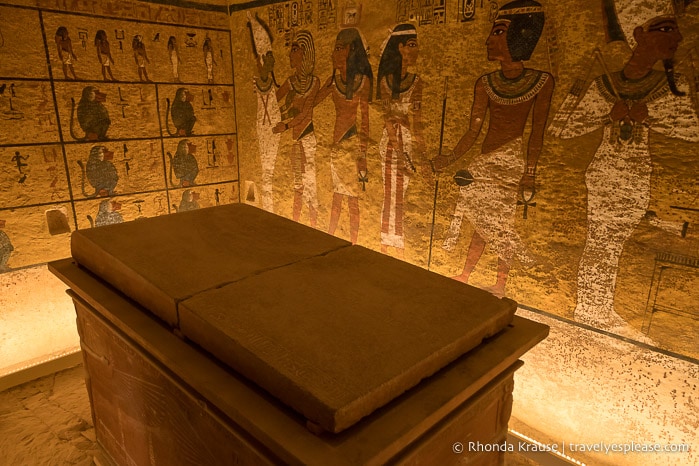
(272, 121), (287, 134)
(628, 101), (649, 124)
(356, 157), (367, 174)
(519, 173), (536, 194)
(430, 154), (452, 172)
(609, 100), (630, 121)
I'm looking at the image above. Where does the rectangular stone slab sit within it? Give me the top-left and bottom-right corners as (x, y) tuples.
(71, 204), (350, 326)
(178, 245), (516, 434)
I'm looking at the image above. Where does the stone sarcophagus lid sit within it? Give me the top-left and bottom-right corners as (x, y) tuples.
(50, 204), (548, 465)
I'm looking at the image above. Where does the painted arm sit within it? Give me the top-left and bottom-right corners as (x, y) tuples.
(521, 75), (555, 192)
(647, 76), (699, 142)
(107, 44), (115, 64)
(287, 77), (319, 129)
(557, 79), (610, 139)
(272, 79), (291, 133)
(380, 77), (399, 147)
(410, 77), (427, 166)
(431, 79), (488, 170)
(55, 39), (64, 60)
(358, 77), (370, 156)
(357, 77), (371, 175)
(273, 77), (319, 134)
(313, 75), (333, 106)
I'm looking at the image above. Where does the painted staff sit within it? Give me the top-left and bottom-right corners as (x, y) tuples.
(427, 76), (448, 270)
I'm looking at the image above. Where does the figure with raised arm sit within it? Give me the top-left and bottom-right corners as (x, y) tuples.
(432, 0), (554, 297)
(248, 13), (281, 213)
(273, 30), (320, 227)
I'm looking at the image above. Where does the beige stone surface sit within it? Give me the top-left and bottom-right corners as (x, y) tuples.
(71, 204), (350, 326)
(179, 244), (516, 433)
(0, 265), (79, 377)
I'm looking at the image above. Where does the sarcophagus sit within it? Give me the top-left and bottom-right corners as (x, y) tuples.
(50, 204), (548, 465)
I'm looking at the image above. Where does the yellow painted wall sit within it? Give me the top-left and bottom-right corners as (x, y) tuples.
(230, 0), (699, 360)
(0, 0), (239, 271)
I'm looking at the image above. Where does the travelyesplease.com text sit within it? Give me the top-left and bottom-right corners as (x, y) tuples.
(454, 441), (691, 455)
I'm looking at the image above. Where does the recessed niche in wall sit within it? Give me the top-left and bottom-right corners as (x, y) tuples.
(45, 207), (71, 235)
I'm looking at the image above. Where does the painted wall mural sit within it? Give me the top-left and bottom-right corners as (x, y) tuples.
(231, 0), (699, 359)
(0, 0), (697, 359)
(0, 1), (238, 271)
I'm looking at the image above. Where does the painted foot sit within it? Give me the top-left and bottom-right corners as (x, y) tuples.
(482, 285), (505, 298)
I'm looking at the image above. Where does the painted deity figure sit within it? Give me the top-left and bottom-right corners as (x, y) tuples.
(132, 35), (151, 82)
(376, 23), (427, 258)
(170, 139), (199, 187)
(549, 0), (699, 332)
(273, 30), (320, 227)
(315, 27), (373, 244)
(203, 37), (216, 84)
(247, 13), (281, 213)
(432, 0), (554, 297)
(0, 219), (13, 272)
(167, 36), (182, 83)
(178, 189), (200, 212)
(55, 27), (78, 80)
(95, 30), (115, 82)
(94, 200), (124, 227)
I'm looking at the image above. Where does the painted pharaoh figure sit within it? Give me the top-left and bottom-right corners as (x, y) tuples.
(432, 0), (554, 298)
(315, 27), (373, 244)
(95, 30), (116, 81)
(273, 30), (320, 227)
(549, 0), (699, 332)
(132, 35), (151, 82)
(55, 27), (78, 80)
(247, 12), (281, 213)
(376, 23), (427, 258)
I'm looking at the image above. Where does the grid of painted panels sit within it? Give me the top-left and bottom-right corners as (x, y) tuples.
(0, 3), (239, 271)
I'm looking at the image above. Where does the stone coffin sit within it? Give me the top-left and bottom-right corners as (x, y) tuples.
(50, 204), (549, 465)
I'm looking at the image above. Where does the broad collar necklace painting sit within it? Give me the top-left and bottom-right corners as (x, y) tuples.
(483, 69), (549, 105)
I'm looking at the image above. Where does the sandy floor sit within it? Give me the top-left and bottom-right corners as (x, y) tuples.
(0, 365), (100, 466)
(0, 365), (539, 466)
